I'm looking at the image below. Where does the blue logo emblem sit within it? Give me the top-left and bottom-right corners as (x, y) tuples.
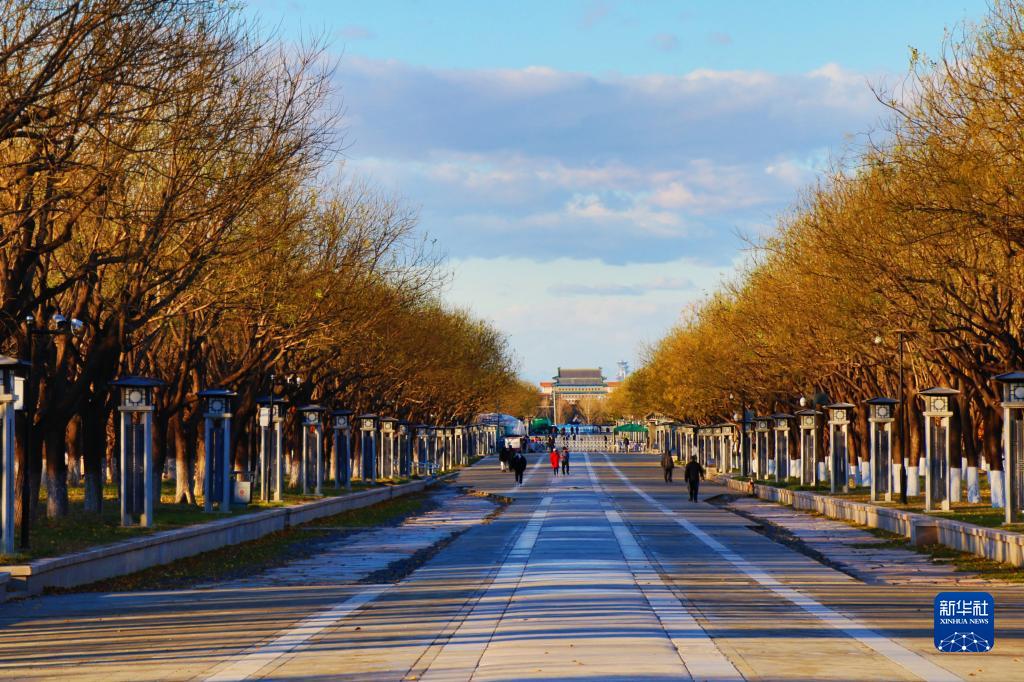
(934, 592), (994, 653)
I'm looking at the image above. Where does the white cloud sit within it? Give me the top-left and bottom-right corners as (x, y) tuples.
(446, 255), (739, 382)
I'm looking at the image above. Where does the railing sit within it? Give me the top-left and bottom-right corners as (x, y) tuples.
(550, 435), (659, 453)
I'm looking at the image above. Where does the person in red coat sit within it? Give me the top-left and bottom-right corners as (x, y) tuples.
(550, 448), (560, 476)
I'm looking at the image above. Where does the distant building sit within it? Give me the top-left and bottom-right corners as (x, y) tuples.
(538, 367), (616, 423)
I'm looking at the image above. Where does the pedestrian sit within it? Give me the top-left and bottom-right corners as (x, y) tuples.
(499, 444), (511, 472)
(684, 456), (706, 502)
(550, 448), (560, 476)
(661, 448), (674, 483)
(560, 447), (570, 475)
(512, 451), (527, 485)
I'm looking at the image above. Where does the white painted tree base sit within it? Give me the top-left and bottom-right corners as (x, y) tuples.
(966, 466), (980, 503)
(989, 469), (1005, 508)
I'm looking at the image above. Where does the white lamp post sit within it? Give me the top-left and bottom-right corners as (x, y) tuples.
(297, 405), (325, 495)
(331, 409), (353, 490)
(357, 414), (379, 483)
(256, 395), (285, 501)
(771, 413), (795, 481)
(111, 376), (164, 527)
(0, 356), (27, 554)
(198, 388), (236, 513)
(920, 387), (960, 512)
(826, 403), (854, 493)
(866, 397), (897, 502)
(995, 371), (1024, 521)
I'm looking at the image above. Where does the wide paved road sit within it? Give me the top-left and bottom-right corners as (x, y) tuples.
(1, 452), (1023, 680)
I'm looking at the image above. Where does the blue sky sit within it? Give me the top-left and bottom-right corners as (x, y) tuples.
(247, 0), (990, 383)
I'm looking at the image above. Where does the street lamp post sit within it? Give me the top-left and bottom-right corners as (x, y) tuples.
(0, 356), (27, 555)
(995, 372), (1024, 523)
(198, 388), (236, 513)
(796, 400), (823, 486)
(771, 413), (795, 481)
(920, 387), (959, 512)
(826, 403), (854, 494)
(111, 375), (164, 527)
(866, 397), (897, 502)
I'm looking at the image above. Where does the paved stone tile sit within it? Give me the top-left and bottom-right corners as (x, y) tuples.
(205, 489), (497, 589)
(726, 497), (988, 586)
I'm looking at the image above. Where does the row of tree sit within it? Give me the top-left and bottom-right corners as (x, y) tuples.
(616, 1), (1024, 501)
(0, 1), (527, 523)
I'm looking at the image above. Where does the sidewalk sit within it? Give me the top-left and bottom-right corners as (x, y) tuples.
(721, 495), (995, 587)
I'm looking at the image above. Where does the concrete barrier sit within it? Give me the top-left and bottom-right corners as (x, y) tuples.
(722, 477), (1024, 567)
(5, 475), (444, 595)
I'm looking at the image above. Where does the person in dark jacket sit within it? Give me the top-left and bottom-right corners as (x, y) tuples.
(560, 447), (570, 475)
(660, 449), (675, 483)
(684, 456), (706, 502)
(499, 444), (511, 472)
(511, 452), (528, 485)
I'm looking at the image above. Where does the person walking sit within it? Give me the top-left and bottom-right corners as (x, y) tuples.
(499, 444), (511, 472)
(550, 448), (560, 476)
(684, 456), (706, 502)
(661, 449), (674, 483)
(560, 447), (570, 475)
(512, 451), (527, 486)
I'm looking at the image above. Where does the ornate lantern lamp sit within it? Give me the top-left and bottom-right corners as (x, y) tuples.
(397, 422), (411, 477)
(826, 403), (854, 493)
(357, 414), (379, 483)
(866, 397), (897, 502)
(920, 387), (960, 512)
(331, 409), (353, 490)
(111, 376), (164, 527)
(996, 372), (1024, 522)
(415, 424), (431, 475)
(378, 417), (398, 479)
(753, 417), (771, 479)
(771, 413), (795, 481)
(198, 388), (237, 513)
(679, 424), (695, 464)
(0, 356), (27, 554)
(795, 408), (822, 485)
(256, 395), (285, 501)
(297, 405), (326, 495)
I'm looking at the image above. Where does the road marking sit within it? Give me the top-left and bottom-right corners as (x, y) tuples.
(600, 454), (963, 682)
(419, 496), (552, 681)
(584, 454), (742, 681)
(203, 585), (388, 681)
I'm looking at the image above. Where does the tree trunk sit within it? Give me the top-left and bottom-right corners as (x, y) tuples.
(983, 408), (1004, 508)
(152, 410), (168, 506)
(44, 415), (69, 518)
(66, 416), (82, 488)
(907, 398), (923, 496)
(81, 397), (111, 514)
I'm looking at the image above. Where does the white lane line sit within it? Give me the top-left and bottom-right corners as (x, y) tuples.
(420, 496), (552, 682)
(203, 586), (388, 681)
(601, 454), (963, 682)
(584, 454), (742, 682)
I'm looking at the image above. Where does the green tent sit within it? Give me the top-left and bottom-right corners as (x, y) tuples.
(613, 423), (648, 434)
(530, 417), (554, 434)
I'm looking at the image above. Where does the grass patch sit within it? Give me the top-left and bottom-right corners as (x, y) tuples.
(917, 543), (1024, 583)
(67, 490), (440, 592)
(836, 517), (1024, 582)
(2, 477), (399, 565)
